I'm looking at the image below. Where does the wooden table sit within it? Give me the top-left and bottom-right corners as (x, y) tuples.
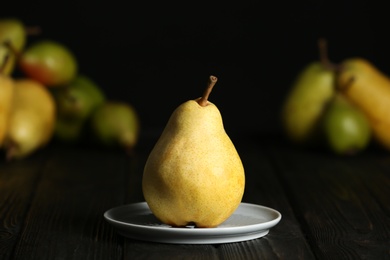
(0, 134), (389, 259)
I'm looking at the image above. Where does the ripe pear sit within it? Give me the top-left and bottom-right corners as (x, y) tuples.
(282, 39), (335, 144)
(18, 40), (78, 87)
(3, 79), (56, 160)
(321, 93), (371, 155)
(0, 17), (26, 75)
(142, 76), (245, 228)
(0, 65), (15, 146)
(89, 101), (140, 152)
(52, 75), (105, 142)
(337, 58), (390, 151)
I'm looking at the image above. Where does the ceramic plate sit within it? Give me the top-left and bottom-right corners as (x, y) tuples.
(104, 202), (281, 244)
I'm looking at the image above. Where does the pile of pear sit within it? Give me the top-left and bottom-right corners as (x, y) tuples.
(282, 39), (390, 155)
(0, 17), (140, 160)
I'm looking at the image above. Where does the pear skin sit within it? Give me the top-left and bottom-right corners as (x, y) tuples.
(4, 79), (56, 159)
(142, 76), (245, 228)
(0, 75), (14, 146)
(337, 58), (390, 150)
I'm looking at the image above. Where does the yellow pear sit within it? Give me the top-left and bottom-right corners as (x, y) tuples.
(0, 73), (14, 146)
(4, 78), (56, 159)
(142, 76), (245, 228)
(337, 58), (390, 150)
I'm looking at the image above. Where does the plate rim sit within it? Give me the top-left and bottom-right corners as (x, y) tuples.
(104, 201), (282, 244)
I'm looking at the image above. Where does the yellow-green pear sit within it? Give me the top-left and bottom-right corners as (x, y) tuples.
(3, 78), (56, 160)
(142, 75), (245, 228)
(0, 17), (27, 75)
(281, 39), (335, 144)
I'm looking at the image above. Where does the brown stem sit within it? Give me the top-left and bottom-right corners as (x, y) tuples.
(197, 75), (218, 107)
(318, 38), (341, 72)
(318, 38), (333, 70)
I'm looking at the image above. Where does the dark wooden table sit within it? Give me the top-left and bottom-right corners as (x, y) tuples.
(0, 133), (389, 259)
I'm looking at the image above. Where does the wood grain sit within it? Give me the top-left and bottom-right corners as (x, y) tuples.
(0, 136), (388, 259)
(0, 151), (48, 259)
(268, 143), (390, 259)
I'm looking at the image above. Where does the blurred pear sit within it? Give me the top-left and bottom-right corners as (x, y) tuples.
(0, 17), (27, 75)
(281, 39), (336, 144)
(89, 101), (140, 153)
(52, 75), (105, 142)
(321, 93), (371, 155)
(19, 40), (77, 87)
(337, 58), (390, 151)
(4, 79), (56, 159)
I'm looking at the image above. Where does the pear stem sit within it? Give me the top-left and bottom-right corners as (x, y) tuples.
(198, 75), (218, 107)
(318, 38), (336, 71)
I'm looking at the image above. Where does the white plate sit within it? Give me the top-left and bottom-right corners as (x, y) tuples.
(104, 202), (282, 244)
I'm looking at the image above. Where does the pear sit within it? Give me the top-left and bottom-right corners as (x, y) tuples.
(142, 75), (245, 228)
(52, 75), (105, 142)
(0, 18), (26, 52)
(0, 56), (15, 146)
(89, 101), (140, 152)
(3, 78), (56, 160)
(18, 40), (78, 87)
(0, 18), (26, 76)
(321, 93), (371, 155)
(281, 39), (336, 144)
(337, 58), (390, 151)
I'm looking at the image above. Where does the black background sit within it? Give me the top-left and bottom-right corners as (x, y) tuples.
(2, 0), (390, 137)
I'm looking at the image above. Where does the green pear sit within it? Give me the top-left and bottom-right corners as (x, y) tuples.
(53, 75), (105, 119)
(321, 93), (371, 155)
(52, 75), (105, 142)
(142, 76), (245, 228)
(281, 39), (335, 144)
(0, 17), (27, 75)
(89, 101), (140, 152)
(18, 40), (78, 87)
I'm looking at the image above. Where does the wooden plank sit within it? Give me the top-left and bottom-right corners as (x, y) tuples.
(0, 151), (49, 260)
(10, 147), (130, 259)
(269, 143), (390, 259)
